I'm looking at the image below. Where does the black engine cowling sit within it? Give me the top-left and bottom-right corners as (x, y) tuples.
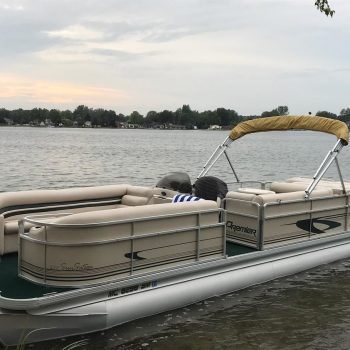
(156, 172), (192, 193)
(194, 176), (228, 201)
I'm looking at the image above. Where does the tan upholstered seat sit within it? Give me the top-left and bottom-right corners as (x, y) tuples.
(0, 184), (180, 255)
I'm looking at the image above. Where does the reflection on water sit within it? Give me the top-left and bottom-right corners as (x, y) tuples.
(1, 127), (350, 349)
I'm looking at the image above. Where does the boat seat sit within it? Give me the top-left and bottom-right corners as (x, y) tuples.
(273, 179), (350, 194)
(225, 188), (334, 205)
(270, 182), (326, 193)
(0, 185), (179, 256)
(252, 188), (333, 205)
(237, 188), (275, 195)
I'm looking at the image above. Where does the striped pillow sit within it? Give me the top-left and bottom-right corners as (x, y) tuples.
(172, 194), (202, 203)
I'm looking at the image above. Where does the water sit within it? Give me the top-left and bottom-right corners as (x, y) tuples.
(1, 126), (350, 349)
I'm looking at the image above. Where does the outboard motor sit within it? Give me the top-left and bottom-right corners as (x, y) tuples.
(194, 176), (228, 201)
(156, 172), (192, 194)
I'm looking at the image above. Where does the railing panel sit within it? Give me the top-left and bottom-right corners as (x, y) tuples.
(19, 208), (226, 287)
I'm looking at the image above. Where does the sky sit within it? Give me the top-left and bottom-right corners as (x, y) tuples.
(0, 0), (349, 116)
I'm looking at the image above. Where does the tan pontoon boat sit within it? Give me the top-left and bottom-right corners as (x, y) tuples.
(0, 116), (349, 346)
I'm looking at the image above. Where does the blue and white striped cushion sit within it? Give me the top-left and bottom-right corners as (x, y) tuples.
(172, 194), (202, 203)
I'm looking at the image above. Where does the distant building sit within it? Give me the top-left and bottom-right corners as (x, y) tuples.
(4, 118), (13, 125)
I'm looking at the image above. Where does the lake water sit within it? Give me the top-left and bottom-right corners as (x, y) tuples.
(1, 126), (350, 350)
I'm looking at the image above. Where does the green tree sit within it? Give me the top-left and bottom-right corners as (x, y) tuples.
(104, 110), (117, 127)
(339, 108), (350, 123)
(217, 108), (230, 126)
(181, 105), (192, 114)
(340, 108), (350, 116)
(228, 109), (241, 126)
(116, 113), (126, 122)
(90, 108), (104, 126)
(49, 109), (62, 126)
(316, 111), (337, 119)
(158, 110), (174, 125)
(128, 111), (144, 125)
(277, 106), (289, 116)
(61, 110), (73, 127)
(73, 105), (90, 126)
(9, 109), (26, 124)
(315, 0), (334, 16)
(30, 108), (49, 124)
(0, 108), (10, 124)
(207, 110), (220, 126)
(145, 111), (158, 126)
(261, 106), (289, 118)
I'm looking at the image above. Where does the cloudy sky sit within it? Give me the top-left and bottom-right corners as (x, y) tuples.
(0, 0), (349, 116)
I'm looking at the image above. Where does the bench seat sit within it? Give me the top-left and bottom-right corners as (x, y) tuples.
(0, 185), (178, 255)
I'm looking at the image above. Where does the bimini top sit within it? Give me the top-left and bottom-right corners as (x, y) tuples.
(229, 116), (349, 145)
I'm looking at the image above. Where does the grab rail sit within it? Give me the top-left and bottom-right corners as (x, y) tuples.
(18, 207), (226, 286)
(224, 193), (350, 250)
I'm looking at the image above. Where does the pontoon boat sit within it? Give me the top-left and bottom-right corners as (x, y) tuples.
(0, 115), (349, 346)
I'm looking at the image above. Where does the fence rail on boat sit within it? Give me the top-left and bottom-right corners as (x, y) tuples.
(224, 193), (350, 250)
(18, 206), (226, 287)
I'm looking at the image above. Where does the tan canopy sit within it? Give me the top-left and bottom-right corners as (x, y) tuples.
(229, 116), (349, 145)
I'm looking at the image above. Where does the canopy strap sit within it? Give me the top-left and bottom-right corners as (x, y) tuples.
(305, 139), (344, 198)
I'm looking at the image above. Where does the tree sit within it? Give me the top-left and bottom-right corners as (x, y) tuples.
(128, 111), (144, 125)
(0, 108), (10, 124)
(61, 110), (73, 127)
(181, 105), (192, 114)
(277, 106), (289, 116)
(9, 109), (25, 124)
(73, 105), (90, 126)
(30, 108), (49, 124)
(104, 110), (117, 127)
(340, 108), (350, 116)
(145, 111), (158, 126)
(316, 111), (337, 119)
(217, 108), (230, 126)
(49, 109), (62, 126)
(158, 110), (174, 125)
(116, 113), (126, 122)
(261, 106), (289, 118)
(339, 108), (350, 123)
(315, 0), (334, 17)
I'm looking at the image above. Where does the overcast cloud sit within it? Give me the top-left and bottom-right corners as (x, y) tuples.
(0, 0), (349, 115)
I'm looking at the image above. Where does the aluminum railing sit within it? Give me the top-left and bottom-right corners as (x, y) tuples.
(18, 208), (226, 285)
(224, 193), (350, 250)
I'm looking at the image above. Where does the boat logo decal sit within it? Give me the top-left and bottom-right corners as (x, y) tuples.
(124, 251), (146, 261)
(295, 218), (341, 234)
(48, 262), (93, 271)
(226, 221), (256, 237)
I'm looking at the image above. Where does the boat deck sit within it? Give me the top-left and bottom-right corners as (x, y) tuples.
(0, 242), (255, 300)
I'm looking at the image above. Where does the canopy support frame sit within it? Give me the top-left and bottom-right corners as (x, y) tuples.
(335, 157), (346, 194)
(305, 139), (345, 198)
(197, 137), (237, 179)
(224, 150), (240, 182)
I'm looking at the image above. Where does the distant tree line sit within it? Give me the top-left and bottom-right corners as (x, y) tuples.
(0, 105), (349, 129)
